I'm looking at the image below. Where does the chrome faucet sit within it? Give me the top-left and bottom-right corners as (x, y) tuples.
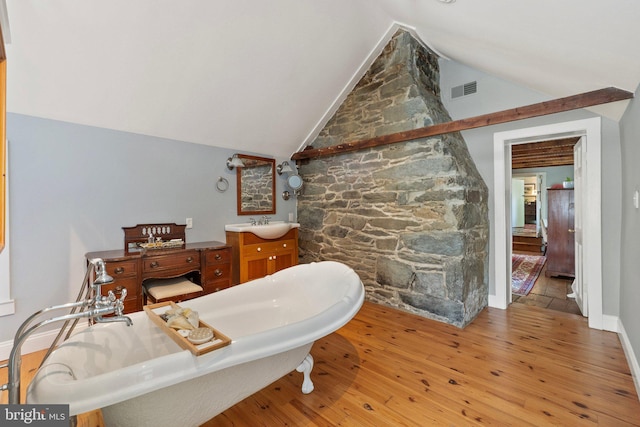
(249, 216), (271, 226)
(1, 258), (133, 405)
(90, 259), (132, 326)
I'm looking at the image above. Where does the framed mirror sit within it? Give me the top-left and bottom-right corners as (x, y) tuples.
(236, 154), (276, 215)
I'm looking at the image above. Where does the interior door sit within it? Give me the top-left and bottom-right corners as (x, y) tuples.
(511, 179), (525, 228)
(572, 137), (587, 316)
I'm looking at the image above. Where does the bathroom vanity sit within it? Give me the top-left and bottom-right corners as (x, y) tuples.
(86, 224), (233, 314)
(225, 227), (298, 284)
(86, 242), (232, 313)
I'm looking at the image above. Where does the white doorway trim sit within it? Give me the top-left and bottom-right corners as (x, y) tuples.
(491, 117), (603, 330)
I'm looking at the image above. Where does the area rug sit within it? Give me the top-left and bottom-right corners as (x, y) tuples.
(512, 254), (546, 296)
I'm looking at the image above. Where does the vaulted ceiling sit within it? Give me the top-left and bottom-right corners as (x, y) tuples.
(4, 1), (640, 158)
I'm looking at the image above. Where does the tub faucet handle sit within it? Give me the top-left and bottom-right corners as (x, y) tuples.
(114, 288), (128, 316)
(107, 290), (117, 302)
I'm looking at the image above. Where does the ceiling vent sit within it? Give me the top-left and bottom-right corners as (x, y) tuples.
(450, 81), (477, 99)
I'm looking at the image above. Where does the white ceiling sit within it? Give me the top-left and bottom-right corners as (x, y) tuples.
(4, 1), (640, 158)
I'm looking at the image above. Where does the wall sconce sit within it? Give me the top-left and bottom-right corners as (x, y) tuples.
(226, 154), (245, 170)
(276, 161), (294, 175)
(277, 160), (303, 200)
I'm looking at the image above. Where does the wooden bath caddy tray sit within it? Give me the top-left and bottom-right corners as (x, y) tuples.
(144, 301), (231, 356)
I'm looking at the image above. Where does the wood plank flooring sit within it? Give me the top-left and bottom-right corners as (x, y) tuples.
(206, 301), (639, 426)
(3, 301), (639, 426)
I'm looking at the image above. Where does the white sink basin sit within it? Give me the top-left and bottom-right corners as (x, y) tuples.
(225, 221), (300, 239)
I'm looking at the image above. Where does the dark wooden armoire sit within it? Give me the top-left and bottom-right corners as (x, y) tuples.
(545, 188), (575, 278)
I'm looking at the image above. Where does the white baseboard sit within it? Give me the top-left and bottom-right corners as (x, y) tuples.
(618, 319), (640, 401)
(0, 329), (58, 361)
(0, 298), (15, 317)
(488, 294), (507, 309)
(0, 323), (89, 361)
(602, 314), (620, 332)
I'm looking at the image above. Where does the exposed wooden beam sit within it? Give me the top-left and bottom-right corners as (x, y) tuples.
(292, 87), (633, 161)
(511, 137), (578, 153)
(511, 137), (578, 169)
(513, 157), (574, 169)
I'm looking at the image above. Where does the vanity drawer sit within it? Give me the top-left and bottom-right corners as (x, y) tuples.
(243, 239), (296, 256)
(203, 279), (232, 293)
(143, 250), (200, 274)
(205, 248), (231, 265)
(204, 263), (231, 283)
(105, 260), (138, 278)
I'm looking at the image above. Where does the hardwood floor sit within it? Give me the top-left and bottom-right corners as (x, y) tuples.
(206, 301), (638, 426)
(3, 301), (639, 426)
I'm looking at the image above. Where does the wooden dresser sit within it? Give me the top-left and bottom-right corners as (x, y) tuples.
(545, 188), (575, 278)
(86, 224), (233, 314)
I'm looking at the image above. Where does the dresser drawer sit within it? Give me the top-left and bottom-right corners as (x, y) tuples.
(204, 263), (231, 283)
(143, 250), (200, 274)
(203, 280), (232, 293)
(105, 260), (138, 278)
(205, 248), (231, 265)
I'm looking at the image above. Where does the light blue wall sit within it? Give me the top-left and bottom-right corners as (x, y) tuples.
(619, 85), (640, 369)
(514, 165), (574, 221)
(1, 113), (296, 343)
(516, 165), (574, 189)
(439, 59), (623, 315)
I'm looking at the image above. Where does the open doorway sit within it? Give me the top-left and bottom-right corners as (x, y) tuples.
(492, 118), (604, 330)
(510, 153), (580, 315)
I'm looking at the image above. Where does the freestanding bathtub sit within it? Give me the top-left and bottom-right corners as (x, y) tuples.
(27, 261), (364, 427)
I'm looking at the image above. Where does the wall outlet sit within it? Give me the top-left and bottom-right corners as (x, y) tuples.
(186, 218), (193, 229)
(288, 212), (294, 222)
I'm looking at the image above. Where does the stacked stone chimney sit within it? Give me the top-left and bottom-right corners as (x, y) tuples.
(297, 29), (489, 327)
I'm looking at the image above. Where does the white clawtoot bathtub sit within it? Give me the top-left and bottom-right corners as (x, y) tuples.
(27, 261), (364, 427)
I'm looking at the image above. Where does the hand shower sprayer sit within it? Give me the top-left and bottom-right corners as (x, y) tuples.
(1, 257), (133, 406)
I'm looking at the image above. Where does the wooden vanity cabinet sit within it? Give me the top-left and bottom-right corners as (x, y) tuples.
(86, 241), (232, 314)
(226, 228), (298, 284)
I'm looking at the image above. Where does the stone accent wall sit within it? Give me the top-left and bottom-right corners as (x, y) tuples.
(297, 30), (489, 327)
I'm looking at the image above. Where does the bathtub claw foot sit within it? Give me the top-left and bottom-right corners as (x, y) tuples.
(296, 354), (314, 394)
